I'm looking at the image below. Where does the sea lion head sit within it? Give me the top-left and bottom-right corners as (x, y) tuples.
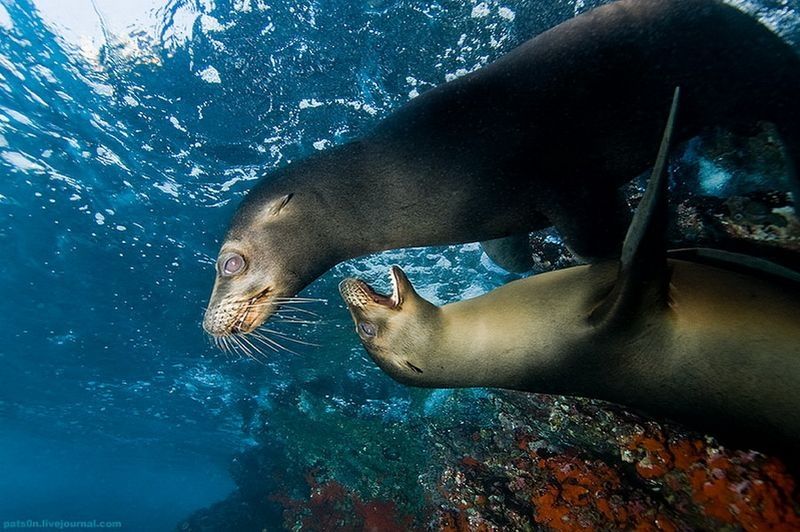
(203, 191), (309, 338)
(339, 266), (440, 385)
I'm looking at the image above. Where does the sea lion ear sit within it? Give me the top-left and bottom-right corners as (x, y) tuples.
(267, 193), (293, 216)
(390, 265), (419, 306)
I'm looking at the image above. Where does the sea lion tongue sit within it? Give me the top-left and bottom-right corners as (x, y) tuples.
(360, 277), (397, 308)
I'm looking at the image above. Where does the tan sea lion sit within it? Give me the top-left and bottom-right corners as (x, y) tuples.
(340, 91), (800, 456)
(204, 0), (800, 340)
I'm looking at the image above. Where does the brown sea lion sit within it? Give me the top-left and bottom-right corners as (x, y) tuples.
(205, 0), (800, 339)
(340, 91), (800, 456)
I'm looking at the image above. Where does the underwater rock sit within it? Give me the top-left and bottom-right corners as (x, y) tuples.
(273, 469), (420, 531)
(178, 389), (800, 530)
(177, 444), (288, 531)
(177, 491), (278, 532)
(429, 392), (800, 531)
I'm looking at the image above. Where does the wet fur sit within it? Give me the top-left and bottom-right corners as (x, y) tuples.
(208, 0), (800, 334)
(345, 261), (800, 458)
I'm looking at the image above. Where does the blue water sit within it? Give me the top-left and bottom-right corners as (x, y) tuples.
(1, 0), (798, 530)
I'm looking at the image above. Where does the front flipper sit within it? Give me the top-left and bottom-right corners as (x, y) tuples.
(591, 87), (680, 327)
(480, 234), (534, 273)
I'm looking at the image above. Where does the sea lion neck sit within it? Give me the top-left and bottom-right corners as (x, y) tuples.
(431, 267), (618, 395)
(237, 135), (508, 262)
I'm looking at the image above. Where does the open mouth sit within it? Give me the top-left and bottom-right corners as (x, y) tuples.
(339, 268), (401, 310)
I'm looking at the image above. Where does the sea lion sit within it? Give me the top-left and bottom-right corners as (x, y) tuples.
(204, 0), (800, 339)
(339, 90), (800, 456)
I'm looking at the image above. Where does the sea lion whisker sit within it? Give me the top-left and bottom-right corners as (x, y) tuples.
(275, 305), (321, 318)
(272, 318), (318, 325)
(226, 291), (273, 308)
(272, 310), (321, 320)
(248, 333), (282, 354)
(236, 334), (268, 364)
(260, 328), (321, 347)
(231, 336), (262, 364)
(249, 333), (280, 353)
(244, 334), (269, 358)
(246, 300), (323, 308)
(250, 333), (280, 353)
(236, 333), (258, 352)
(220, 336), (232, 355)
(215, 337), (229, 356)
(260, 338), (300, 356)
(252, 330), (301, 356)
(271, 298), (327, 304)
(227, 336), (240, 355)
(232, 334), (252, 356)
(211, 335), (225, 355)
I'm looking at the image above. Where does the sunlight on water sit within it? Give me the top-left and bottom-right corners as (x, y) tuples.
(1, 0), (798, 529)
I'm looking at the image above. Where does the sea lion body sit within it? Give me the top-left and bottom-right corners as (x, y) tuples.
(342, 260), (800, 453)
(205, 0), (800, 337)
(340, 91), (800, 456)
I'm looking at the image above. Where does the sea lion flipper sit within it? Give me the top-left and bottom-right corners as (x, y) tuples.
(480, 234), (534, 273)
(591, 87), (680, 326)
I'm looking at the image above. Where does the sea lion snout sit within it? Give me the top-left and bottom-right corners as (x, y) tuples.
(338, 278), (398, 310)
(203, 283), (273, 337)
(339, 266), (416, 315)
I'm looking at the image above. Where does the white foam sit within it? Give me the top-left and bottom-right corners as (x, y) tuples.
(471, 2), (490, 18)
(299, 98), (323, 109)
(169, 116), (187, 132)
(154, 181), (180, 198)
(0, 4), (13, 30)
(199, 14), (225, 32)
(498, 7), (515, 21)
(197, 66), (222, 84)
(2, 151), (44, 172)
(2, 107), (33, 126)
(234, 0), (252, 13)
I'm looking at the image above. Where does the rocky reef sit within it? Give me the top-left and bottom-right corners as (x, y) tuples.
(431, 392), (800, 531)
(178, 390), (799, 531)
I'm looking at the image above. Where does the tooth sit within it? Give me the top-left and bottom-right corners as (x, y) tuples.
(390, 268), (398, 305)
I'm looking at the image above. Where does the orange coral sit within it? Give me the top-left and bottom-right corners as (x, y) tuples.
(529, 453), (671, 531)
(622, 427), (800, 530)
(354, 499), (412, 532)
(277, 470), (418, 531)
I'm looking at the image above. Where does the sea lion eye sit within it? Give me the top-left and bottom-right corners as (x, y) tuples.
(358, 322), (376, 338)
(219, 253), (246, 277)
